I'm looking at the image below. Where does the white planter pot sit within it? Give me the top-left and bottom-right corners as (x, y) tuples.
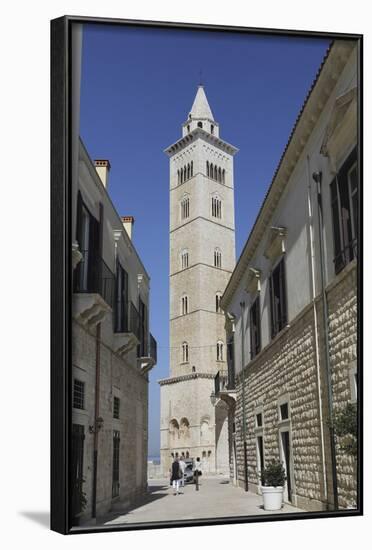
(261, 486), (284, 511)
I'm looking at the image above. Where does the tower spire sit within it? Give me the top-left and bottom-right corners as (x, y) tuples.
(189, 86), (214, 121)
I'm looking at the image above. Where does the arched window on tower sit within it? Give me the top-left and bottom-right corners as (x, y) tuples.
(183, 166), (187, 182)
(211, 124), (214, 134)
(217, 341), (224, 361)
(222, 169), (226, 184)
(181, 295), (189, 315)
(218, 167), (222, 182)
(187, 124), (190, 133)
(187, 163), (190, 180)
(181, 249), (189, 269)
(214, 165), (218, 181)
(216, 292), (222, 313)
(212, 195), (222, 219)
(181, 195), (190, 220)
(182, 342), (189, 363)
(191, 161), (193, 177)
(206, 161), (210, 177)
(214, 248), (222, 268)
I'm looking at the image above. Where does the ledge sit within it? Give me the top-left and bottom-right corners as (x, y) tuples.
(113, 332), (140, 358)
(245, 267), (261, 294)
(73, 293), (112, 327)
(264, 226), (287, 261)
(138, 356), (156, 375)
(158, 372), (215, 386)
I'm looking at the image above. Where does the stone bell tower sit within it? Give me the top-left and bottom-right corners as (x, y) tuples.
(159, 86), (238, 476)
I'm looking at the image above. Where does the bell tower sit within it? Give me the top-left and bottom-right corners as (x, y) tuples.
(159, 86), (238, 476)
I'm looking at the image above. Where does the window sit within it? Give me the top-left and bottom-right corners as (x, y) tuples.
(211, 124), (214, 134)
(197, 121), (203, 128)
(187, 124), (190, 133)
(181, 196), (190, 220)
(222, 169), (226, 184)
(75, 195), (100, 293)
(206, 161), (210, 177)
(191, 161), (193, 177)
(73, 379), (85, 410)
(214, 248), (222, 268)
(187, 163), (190, 179)
(113, 397), (120, 419)
(214, 165), (218, 180)
(249, 296), (261, 359)
(217, 341), (224, 361)
(181, 295), (189, 315)
(115, 261), (129, 333)
(269, 257), (287, 338)
(202, 450), (206, 457)
(212, 195), (222, 219)
(208, 450), (212, 457)
(280, 403), (289, 421)
(218, 167), (222, 182)
(112, 431), (120, 498)
(256, 413), (263, 428)
(181, 249), (189, 269)
(330, 147), (357, 274)
(182, 342), (189, 363)
(138, 298), (148, 357)
(216, 292), (222, 313)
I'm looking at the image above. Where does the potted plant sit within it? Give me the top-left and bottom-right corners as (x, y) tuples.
(260, 460), (286, 511)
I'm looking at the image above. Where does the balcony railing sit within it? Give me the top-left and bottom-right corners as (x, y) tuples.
(74, 250), (115, 308)
(129, 302), (140, 340)
(150, 333), (157, 364)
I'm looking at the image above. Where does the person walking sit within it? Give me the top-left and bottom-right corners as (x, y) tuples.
(179, 456), (186, 489)
(194, 456), (202, 487)
(170, 456), (182, 495)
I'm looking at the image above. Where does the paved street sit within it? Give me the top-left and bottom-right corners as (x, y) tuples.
(101, 477), (303, 526)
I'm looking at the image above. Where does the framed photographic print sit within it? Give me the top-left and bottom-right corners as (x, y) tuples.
(51, 15), (363, 534)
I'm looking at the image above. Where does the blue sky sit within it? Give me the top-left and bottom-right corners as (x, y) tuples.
(79, 23), (330, 456)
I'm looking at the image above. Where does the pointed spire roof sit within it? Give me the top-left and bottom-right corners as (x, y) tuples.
(189, 86), (214, 120)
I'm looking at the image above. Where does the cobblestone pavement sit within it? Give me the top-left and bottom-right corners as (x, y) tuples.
(101, 477), (304, 526)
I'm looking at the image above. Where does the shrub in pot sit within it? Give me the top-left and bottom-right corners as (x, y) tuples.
(260, 461), (286, 511)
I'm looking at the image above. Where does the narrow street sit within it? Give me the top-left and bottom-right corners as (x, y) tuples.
(101, 477), (303, 526)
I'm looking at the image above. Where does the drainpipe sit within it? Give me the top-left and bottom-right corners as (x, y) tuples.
(91, 323), (101, 519)
(312, 169), (339, 511)
(240, 301), (249, 492)
(306, 156), (328, 504)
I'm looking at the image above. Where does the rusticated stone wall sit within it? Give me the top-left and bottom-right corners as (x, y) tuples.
(233, 261), (358, 511)
(328, 260), (358, 508)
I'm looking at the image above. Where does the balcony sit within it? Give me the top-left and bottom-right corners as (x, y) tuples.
(214, 370), (236, 408)
(113, 302), (140, 357)
(137, 333), (157, 374)
(73, 252), (115, 326)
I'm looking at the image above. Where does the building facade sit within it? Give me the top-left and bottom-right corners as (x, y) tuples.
(71, 140), (157, 524)
(159, 87), (238, 475)
(219, 40), (358, 511)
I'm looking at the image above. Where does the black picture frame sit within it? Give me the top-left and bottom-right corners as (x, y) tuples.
(51, 15), (363, 535)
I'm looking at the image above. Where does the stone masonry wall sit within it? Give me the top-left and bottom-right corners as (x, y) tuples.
(72, 319), (149, 522)
(327, 260), (358, 508)
(234, 304), (328, 511)
(233, 261), (358, 511)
